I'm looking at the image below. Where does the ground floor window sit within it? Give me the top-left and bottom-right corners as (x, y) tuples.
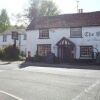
(37, 44), (51, 56)
(80, 46), (93, 58)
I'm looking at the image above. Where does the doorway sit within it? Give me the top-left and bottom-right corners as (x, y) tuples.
(56, 37), (75, 63)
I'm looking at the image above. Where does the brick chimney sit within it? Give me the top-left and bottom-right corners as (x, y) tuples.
(78, 9), (83, 13)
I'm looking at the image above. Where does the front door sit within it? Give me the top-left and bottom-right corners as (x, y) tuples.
(58, 45), (73, 63)
(56, 37), (75, 63)
(63, 46), (70, 62)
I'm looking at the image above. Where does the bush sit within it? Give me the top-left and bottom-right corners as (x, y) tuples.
(3, 45), (20, 60)
(0, 48), (4, 59)
(26, 50), (46, 62)
(32, 50), (46, 62)
(33, 55), (46, 62)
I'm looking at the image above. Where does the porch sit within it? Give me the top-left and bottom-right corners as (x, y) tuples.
(56, 37), (75, 63)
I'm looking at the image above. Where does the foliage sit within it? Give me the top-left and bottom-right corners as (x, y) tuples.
(0, 9), (10, 33)
(12, 13), (28, 26)
(26, 0), (60, 21)
(3, 45), (20, 60)
(0, 49), (4, 59)
(26, 50), (45, 62)
(33, 55), (45, 62)
(39, 0), (60, 16)
(13, 24), (25, 29)
(0, 46), (26, 61)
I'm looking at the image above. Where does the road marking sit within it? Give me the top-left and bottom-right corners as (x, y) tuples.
(72, 81), (100, 100)
(0, 90), (23, 100)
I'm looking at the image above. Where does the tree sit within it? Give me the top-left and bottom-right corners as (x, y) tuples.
(26, 0), (60, 21)
(0, 9), (10, 33)
(12, 13), (28, 26)
(39, 0), (60, 16)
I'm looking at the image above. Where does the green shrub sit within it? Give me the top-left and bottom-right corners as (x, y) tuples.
(0, 48), (4, 59)
(33, 50), (46, 62)
(3, 45), (20, 60)
(33, 55), (45, 62)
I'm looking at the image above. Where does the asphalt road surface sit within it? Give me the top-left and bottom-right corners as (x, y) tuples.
(0, 62), (100, 100)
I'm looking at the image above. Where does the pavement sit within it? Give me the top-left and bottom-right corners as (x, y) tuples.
(0, 61), (100, 100)
(19, 61), (100, 70)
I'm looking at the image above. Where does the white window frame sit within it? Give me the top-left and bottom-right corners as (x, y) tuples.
(70, 27), (82, 38)
(80, 46), (93, 58)
(37, 44), (51, 56)
(39, 29), (49, 39)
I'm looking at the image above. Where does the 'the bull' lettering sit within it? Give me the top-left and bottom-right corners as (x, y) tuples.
(85, 31), (100, 37)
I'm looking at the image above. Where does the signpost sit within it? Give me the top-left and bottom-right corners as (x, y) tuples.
(12, 31), (18, 47)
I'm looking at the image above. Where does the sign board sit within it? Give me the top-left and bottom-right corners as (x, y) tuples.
(12, 31), (18, 40)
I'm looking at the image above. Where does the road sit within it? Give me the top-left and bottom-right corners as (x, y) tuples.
(0, 61), (100, 100)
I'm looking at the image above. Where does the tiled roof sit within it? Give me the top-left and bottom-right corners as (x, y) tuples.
(27, 11), (100, 30)
(0, 29), (26, 35)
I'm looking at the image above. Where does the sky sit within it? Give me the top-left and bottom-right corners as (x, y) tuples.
(0, 0), (100, 25)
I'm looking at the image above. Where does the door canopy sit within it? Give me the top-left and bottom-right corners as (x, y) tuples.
(56, 37), (75, 46)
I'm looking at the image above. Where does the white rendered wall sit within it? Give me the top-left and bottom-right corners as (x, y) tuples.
(26, 26), (100, 59)
(0, 34), (26, 53)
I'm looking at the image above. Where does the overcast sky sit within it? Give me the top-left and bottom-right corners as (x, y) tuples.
(0, 0), (100, 25)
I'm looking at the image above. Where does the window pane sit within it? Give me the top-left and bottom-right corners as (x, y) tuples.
(37, 44), (51, 56)
(80, 46), (93, 57)
(39, 29), (49, 39)
(70, 28), (82, 38)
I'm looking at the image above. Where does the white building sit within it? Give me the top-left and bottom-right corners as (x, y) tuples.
(0, 29), (26, 55)
(26, 11), (100, 62)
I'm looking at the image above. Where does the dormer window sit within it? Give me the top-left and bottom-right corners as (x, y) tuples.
(39, 29), (49, 39)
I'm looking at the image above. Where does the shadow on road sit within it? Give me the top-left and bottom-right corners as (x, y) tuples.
(0, 62), (11, 65)
(19, 61), (100, 70)
(19, 62), (29, 68)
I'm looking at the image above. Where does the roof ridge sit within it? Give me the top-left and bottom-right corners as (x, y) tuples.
(27, 11), (100, 30)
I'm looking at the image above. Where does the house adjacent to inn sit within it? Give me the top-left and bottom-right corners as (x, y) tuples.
(0, 29), (27, 55)
(26, 11), (100, 62)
